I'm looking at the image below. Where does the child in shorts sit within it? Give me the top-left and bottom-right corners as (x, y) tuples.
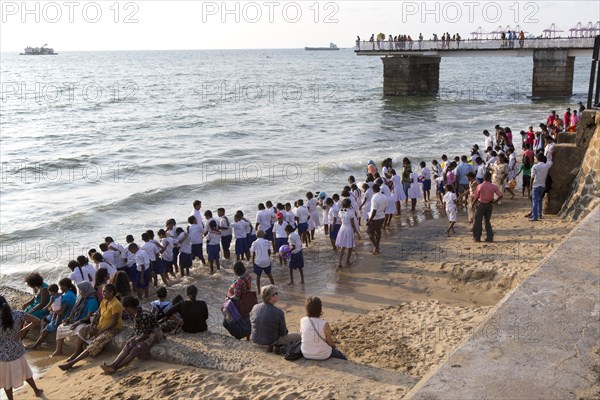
(285, 224), (305, 285)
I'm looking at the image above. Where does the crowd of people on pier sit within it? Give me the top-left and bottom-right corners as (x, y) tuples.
(1, 103), (586, 399)
(356, 29), (531, 50)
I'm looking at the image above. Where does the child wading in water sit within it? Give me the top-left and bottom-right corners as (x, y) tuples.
(285, 224), (305, 285)
(443, 184), (457, 236)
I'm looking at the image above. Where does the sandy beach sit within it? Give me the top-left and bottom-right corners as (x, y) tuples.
(5, 195), (575, 399)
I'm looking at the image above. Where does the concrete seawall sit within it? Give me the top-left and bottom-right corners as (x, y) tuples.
(407, 206), (600, 399)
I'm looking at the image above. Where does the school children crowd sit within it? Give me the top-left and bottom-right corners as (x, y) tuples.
(1, 108), (572, 398)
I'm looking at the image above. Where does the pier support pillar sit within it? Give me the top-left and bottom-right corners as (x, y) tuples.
(382, 56), (440, 96)
(532, 49), (575, 97)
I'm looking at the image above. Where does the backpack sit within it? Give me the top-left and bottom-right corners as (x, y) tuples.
(154, 302), (169, 320)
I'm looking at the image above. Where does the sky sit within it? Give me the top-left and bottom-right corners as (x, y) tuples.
(1, 1), (599, 51)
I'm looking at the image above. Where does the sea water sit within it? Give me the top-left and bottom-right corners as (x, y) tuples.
(0, 48), (591, 288)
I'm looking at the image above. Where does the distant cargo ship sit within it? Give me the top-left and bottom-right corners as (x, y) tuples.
(305, 43), (339, 51)
(20, 45), (58, 55)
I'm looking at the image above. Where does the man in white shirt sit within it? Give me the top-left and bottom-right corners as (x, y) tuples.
(366, 184), (388, 254)
(530, 154), (553, 221)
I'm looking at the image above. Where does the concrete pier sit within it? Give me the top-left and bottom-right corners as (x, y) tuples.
(532, 49), (575, 97)
(382, 56), (440, 96)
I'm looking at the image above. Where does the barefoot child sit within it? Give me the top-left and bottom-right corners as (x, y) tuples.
(157, 229), (177, 280)
(336, 199), (361, 268)
(230, 213), (250, 261)
(187, 216), (206, 266)
(206, 220), (222, 274)
(176, 227), (192, 277)
(285, 224), (305, 285)
(443, 185), (457, 236)
(250, 230), (275, 293)
(326, 197), (340, 251)
(419, 161), (432, 202)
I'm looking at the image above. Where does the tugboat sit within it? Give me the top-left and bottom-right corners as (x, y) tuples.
(20, 45), (58, 55)
(305, 42), (339, 51)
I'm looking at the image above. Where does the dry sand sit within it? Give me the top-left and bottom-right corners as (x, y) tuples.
(6, 196), (575, 399)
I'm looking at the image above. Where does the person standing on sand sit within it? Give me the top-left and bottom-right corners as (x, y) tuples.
(1, 296), (44, 400)
(366, 184), (387, 254)
(472, 172), (503, 242)
(335, 198), (360, 268)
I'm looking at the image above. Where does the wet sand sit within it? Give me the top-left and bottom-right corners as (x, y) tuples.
(6, 195), (575, 399)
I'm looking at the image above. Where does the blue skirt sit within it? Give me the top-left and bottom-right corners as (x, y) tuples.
(235, 238), (248, 255)
(297, 222), (308, 234)
(329, 224), (341, 239)
(192, 243), (204, 259)
(275, 237), (287, 252)
(154, 259), (166, 275)
(221, 235), (232, 250)
(207, 244), (220, 261)
(133, 268), (151, 289)
(179, 252), (192, 268)
(289, 251), (304, 269)
(264, 227), (273, 241)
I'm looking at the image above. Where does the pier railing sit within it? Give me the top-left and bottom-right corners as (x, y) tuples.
(355, 37), (596, 52)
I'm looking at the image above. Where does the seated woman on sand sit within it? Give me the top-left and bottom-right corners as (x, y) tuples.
(161, 285), (208, 333)
(52, 281), (99, 357)
(101, 296), (164, 374)
(19, 272), (50, 338)
(250, 285), (300, 353)
(300, 296), (347, 361)
(59, 284), (123, 371)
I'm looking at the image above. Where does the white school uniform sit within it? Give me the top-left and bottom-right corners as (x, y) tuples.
(256, 209), (274, 232)
(219, 215), (232, 237)
(362, 188), (373, 220)
(392, 174), (406, 201)
(307, 198), (320, 229)
(284, 210), (296, 229)
(250, 238), (271, 268)
(443, 192), (457, 222)
(231, 220), (250, 239)
(408, 172), (422, 199)
(203, 217), (217, 234)
(123, 242), (136, 266)
(141, 241), (160, 263)
(335, 209), (357, 249)
(96, 261), (117, 279)
(102, 249), (120, 270)
(69, 267), (92, 285)
(206, 230), (221, 246)
(288, 232), (303, 254)
(380, 184), (395, 214)
(295, 205), (310, 224)
(178, 232), (192, 255)
(107, 241), (126, 269)
(160, 237), (176, 262)
(188, 223), (204, 245)
(135, 249), (151, 272)
(273, 221), (289, 239)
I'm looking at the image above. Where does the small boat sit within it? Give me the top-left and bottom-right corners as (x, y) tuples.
(20, 45), (58, 55)
(305, 42), (339, 51)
